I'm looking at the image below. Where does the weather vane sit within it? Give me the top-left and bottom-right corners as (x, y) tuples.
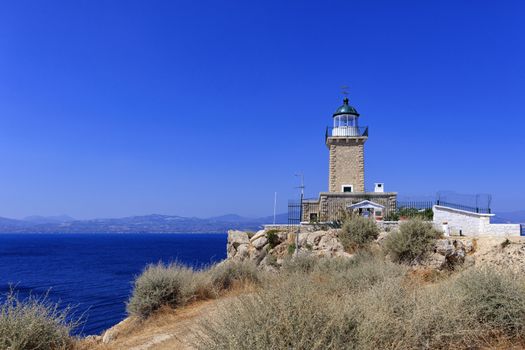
(341, 85), (349, 98)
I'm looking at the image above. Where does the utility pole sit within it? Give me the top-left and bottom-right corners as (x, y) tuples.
(294, 173), (304, 256)
(273, 192), (277, 225)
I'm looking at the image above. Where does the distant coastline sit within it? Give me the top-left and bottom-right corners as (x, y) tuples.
(0, 213), (288, 234)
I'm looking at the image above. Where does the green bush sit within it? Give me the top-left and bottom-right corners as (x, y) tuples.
(287, 243), (296, 255)
(265, 230), (281, 249)
(0, 291), (76, 350)
(339, 215), (380, 251)
(384, 219), (441, 264)
(127, 263), (196, 318)
(386, 208), (433, 221)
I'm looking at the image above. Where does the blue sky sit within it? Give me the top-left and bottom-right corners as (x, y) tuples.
(0, 0), (523, 219)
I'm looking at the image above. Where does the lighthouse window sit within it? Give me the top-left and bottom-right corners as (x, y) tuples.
(342, 185), (353, 193)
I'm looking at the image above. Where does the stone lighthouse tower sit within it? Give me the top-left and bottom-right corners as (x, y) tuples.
(326, 97), (368, 193)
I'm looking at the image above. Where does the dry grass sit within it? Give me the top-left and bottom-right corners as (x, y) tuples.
(126, 260), (263, 319)
(0, 291), (77, 350)
(194, 253), (525, 350)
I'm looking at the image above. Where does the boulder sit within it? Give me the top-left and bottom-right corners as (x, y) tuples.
(102, 317), (135, 344)
(252, 235), (268, 250)
(270, 242), (290, 258)
(435, 240), (455, 256)
(227, 243), (237, 259)
(251, 246), (267, 264)
(446, 248), (466, 266)
(298, 231), (325, 247)
(228, 230), (250, 248)
(462, 240), (475, 254)
(317, 233), (344, 253)
(277, 231), (289, 242)
(422, 253), (447, 270)
(235, 244), (249, 260)
(250, 230), (266, 242)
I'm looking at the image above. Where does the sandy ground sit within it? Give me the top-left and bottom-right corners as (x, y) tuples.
(79, 297), (225, 350)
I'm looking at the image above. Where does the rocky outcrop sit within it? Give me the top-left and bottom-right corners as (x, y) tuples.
(420, 238), (475, 270)
(227, 229), (482, 271)
(227, 230), (250, 260)
(227, 228), (352, 268)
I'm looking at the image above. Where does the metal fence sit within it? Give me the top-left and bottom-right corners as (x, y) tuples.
(288, 200), (302, 226)
(325, 126), (368, 141)
(397, 201), (434, 210)
(289, 192), (494, 225)
(436, 192), (491, 214)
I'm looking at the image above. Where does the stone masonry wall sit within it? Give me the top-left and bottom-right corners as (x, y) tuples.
(328, 138), (365, 193)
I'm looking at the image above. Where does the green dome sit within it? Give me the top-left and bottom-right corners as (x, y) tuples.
(333, 98), (359, 117)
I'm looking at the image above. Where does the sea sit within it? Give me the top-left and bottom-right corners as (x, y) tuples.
(0, 233), (227, 336)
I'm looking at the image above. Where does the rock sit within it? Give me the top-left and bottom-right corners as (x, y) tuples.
(228, 230), (249, 248)
(227, 243), (237, 259)
(250, 230), (266, 242)
(252, 235), (268, 250)
(422, 253), (447, 270)
(298, 231), (325, 247)
(334, 251), (354, 259)
(317, 233), (344, 253)
(84, 335), (102, 342)
(102, 317), (135, 344)
(447, 248), (466, 266)
(435, 240), (455, 256)
(248, 243), (267, 264)
(235, 244), (249, 260)
(462, 239), (474, 254)
(270, 242), (290, 258)
(277, 231), (288, 242)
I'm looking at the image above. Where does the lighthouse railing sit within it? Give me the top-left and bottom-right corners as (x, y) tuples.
(325, 126), (368, 140)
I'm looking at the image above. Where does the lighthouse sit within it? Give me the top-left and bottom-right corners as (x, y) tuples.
(326, 97), (368, 193)
(300, 93), (397, 223)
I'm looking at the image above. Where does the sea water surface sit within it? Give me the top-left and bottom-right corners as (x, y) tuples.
(0, 233), (226, 335)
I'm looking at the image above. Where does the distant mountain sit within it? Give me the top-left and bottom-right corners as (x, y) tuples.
(0, 213), (288, 234)
(493, 211), (525, 224)
(0, 217), (30, 228)
(23, 215), (76, 224)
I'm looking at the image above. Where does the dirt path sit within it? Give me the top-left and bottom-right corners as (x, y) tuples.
(80, 297), (226, 350)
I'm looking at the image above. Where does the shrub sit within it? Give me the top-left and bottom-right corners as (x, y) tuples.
(384, 218), (441, 264)
(287, 243), (296, 255)
(318, 254), (408, 295)
(0, 291), (76, 350)
(127, 263), (196, 318)
(339, 215), (380, 251)
(207, 260), (260, 292)
(265, 230), (281, 249)
(454, 268), (525, 338)
(281, 254), (319, 274)
(194, 275), (357, 350)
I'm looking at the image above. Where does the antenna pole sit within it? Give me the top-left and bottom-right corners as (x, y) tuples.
(294, 173), (305, 257)
(273, 192), (277, 225)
